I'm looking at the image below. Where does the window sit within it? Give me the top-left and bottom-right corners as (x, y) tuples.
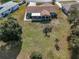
(26, 13), (31, 19)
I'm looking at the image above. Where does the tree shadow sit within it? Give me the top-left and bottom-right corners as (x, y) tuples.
(71, 47), (79, 59)
(0, 40), (22, 59)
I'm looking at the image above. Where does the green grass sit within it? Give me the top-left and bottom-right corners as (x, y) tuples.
(1, 0), (19, 3)
(1, 0), (11, 3)
(5, 4), (71, 59)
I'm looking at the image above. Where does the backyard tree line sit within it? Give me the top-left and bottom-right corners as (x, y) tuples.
(67, 5), (79, 59)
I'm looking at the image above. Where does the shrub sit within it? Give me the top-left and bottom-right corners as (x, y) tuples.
(30, 51), (42, 59)
(0, 17), (22, 42)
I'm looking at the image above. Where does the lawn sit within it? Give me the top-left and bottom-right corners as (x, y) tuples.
(1, 0), (11, 3)
(1, 4), (71, 59)
(1, 0), (19, 3)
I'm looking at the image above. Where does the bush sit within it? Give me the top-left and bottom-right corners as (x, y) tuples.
(30, 51), (42, 59)
(0, 17), (22, 42)
(68, 6), (78, 24)
(67, 4), (79, 59)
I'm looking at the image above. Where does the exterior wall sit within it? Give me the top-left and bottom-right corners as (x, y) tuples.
(26, 12), (57, 20)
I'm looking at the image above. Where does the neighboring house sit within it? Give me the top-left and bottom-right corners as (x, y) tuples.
(62, 4), (72, 14)
(61, 1), (79, 15)
(0, 1), (19, 18)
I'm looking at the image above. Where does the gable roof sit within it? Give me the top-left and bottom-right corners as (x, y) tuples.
(41, 10), (50, 16)
(27, 5), (59, 13)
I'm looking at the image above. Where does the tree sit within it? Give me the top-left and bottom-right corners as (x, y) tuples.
(72, 29), (79, 37)
(0, 0), (11, 4)
(67, 4), (79, 59)
(0, 17), (22, 42)
(43, 24), (53, 37)
(30, 52), (42, 59)
(68, 6), (78, 24)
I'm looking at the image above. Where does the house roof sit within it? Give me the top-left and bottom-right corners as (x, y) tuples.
(62, 2), (79, 12)
(41, 10), (50, 16)
(71, 2), (79, 10)
(63, 4), (72, 11)
(27, 5), (59, 13)
(0, 1), (19, 14)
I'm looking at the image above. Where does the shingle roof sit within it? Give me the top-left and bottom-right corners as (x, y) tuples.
(41, 10), (50, 16)
(27, 5), (59, 13)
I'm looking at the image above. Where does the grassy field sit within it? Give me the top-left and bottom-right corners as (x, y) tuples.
(0, 4), (71, 59)
(0, 0), (19, 3)
(1, 0), (11, 3)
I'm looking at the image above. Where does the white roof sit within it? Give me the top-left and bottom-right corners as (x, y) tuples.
(28, 2), (36, 6)
(31, 13), (41, 16)
(56, 2), (62, 8)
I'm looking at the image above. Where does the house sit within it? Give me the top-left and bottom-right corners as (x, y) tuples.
(25, 0), (75, 21)
(61, 1), (79, 15)
(24, 2), (59, 21)
(0, 1), (19, 18)
(25, 0), (77, 21)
